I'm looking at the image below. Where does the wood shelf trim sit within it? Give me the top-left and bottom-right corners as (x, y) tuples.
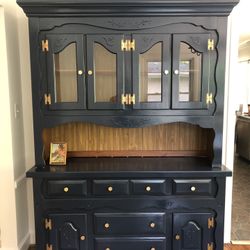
(68, 150), (208, 158)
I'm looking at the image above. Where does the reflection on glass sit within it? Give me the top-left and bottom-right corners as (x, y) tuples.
(54, 43), (78, 103)
(139, 43), (162, 103)
(94, 43), (117, 103)
(179, 42), (202, 102)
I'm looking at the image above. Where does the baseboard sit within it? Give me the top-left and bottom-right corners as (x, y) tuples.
(27, 244), (35, 250)
(18, 233), (30, 250)
(231, 240), (250, 245)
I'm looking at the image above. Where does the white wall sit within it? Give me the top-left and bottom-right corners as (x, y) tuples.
(0, 0), (34, 249)
(223, 0), (250, 242)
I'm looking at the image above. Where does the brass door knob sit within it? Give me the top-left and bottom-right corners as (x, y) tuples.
(164, 69), (169, 75)
(175, 234), (181, 240)
(150, 222), (156, 228)
(190, 186), (196, 192)
(88, 70), (93, 75)
(80, 235), (85, 241)
(64, 187), (69, 192)
(78, 70), (83, 75)
(104, 223), (110, 229)
(107, 186), (113, 192)
(146, 186), (151, 192)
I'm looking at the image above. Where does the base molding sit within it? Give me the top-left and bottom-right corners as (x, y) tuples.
(27, 244), (35, 250)
(18, 233), (30, 250)
(231, 241), (250, 245)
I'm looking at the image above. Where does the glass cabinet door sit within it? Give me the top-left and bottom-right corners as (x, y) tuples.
(132, 34), (171, 109)
(172, 33), (215, 110)
(45, 34), (86, 110)
(87, 35), (125, 110)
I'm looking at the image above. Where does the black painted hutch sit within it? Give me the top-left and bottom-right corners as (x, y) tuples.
(17, 0), (238, 249)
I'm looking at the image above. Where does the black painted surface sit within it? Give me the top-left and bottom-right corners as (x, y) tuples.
(173, 212), (214, 250)
(21, 15), (227, 166)
(17, 0), (239, 249)
(47, 213), (87, 250)
(94, 212), (166, 235)
(173, 178), (217, 196)
(17, 0), (239, 17)
(27, 157), (232, 178)
(46, 180), (87, 197)
(30, 170), (227, 250)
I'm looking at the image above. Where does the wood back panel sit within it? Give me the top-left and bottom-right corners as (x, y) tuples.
(42, 122), (214, 159)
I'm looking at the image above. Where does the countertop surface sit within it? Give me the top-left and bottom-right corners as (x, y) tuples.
(27, 157), (232, 178)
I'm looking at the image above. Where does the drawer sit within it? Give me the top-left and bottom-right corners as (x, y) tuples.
(46, 180), (87, 197)
(94, 212), (166, 235)
(93, 180), (129, 195)
(95, 237), (166, 250)
(173, 179), (216, 196)
(131, 179), (167, 195)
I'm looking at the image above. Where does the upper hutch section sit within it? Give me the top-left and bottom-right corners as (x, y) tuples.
(17, 0), (239, 166)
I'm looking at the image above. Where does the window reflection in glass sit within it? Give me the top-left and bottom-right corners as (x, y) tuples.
(139, 43), (162, 103)
(179, 42), (202, 102)
(93, 43), (117, 103)
(54, 43), (78, 103)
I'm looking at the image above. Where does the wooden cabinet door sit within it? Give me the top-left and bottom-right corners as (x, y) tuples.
(47, 213), (87, 250)
(173, 212), (215, 250)
(44, 34), (86, 110)
(86, 34), (125, 110)
(172, 33), (216, 110)
(132, 34), (171, 110)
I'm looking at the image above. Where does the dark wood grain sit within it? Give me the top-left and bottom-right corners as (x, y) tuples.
(43, 122), (213, 159)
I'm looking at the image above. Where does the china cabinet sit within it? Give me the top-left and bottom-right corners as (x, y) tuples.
(17, 0), (238, 249)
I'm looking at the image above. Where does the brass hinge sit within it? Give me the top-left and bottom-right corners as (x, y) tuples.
(128, 94), (135, 104)
(121, 94), (128, 104)
(121, 39), (135, 51)
(46, 244), (52, 250)
(208, 243), (214, 250)
(208, 39), (214, 51)
(208, 217), (215, 229)
(121, 94), (135, 105)
(44, 94), (51, 105)
(45, 218), (52, 230)
(42, 39), (49, 52)
(206, 93), (213, 105)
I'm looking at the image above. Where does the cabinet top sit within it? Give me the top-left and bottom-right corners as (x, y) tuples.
(17, 0), (239, 17)
(26, 157), (232, 178)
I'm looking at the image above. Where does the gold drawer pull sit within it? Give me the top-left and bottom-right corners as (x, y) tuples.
(149, 222), (156, 228)
(146, 186), (151, 192)
(104, 223), (110, 229)
(80, 235), (85, 241)
(64, 187), (69, 192)
(175, 234), (181, 240)
(88, 70), (93, 75)
(107, 186), (113, 192)
(190, 186), (196, 192)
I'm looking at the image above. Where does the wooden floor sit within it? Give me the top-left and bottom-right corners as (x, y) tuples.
(225, 244), (250, 250)
(28, 244), (250, 250)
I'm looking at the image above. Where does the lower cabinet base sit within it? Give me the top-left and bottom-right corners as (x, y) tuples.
(29, 168), (229, 250)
